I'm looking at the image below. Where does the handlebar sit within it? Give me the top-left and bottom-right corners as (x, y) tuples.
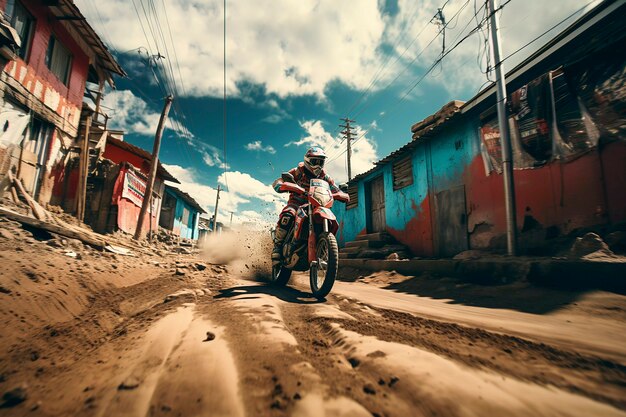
(280, 181), (350, 203)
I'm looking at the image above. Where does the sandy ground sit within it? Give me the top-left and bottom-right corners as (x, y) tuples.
(1, 221), (625, 416)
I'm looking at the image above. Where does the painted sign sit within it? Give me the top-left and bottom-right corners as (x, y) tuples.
(121, 169), (158, 212)
(122, 169), (146, 207)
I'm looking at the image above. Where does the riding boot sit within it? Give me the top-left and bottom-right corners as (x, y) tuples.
(272, 228), (287, 265)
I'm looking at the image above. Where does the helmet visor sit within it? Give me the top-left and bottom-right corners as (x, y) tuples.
(309, 157), (325, 167)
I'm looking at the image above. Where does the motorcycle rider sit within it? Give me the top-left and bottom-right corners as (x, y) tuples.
(271, 146), (341, 265)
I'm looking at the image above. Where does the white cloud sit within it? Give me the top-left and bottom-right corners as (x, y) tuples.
(163, 164), (246, 214)
(76, 0), (387, 98)
(382, 0), (601, 98)
(245, 140), (276, 154)
(101, 89), (192, 138)
(218, 171), (285, 205)
(201, 150), (230, 169)
(287, 120), (378, 184)
(78, 0), (598, 104)
(161, 164), (286, 226)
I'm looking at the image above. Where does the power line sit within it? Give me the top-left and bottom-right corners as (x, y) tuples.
(499, 0), (597, 65)
(222, 0), (229, 191)
(351, 0), (473, 120)
(343, 0), (449, 119)
(328, 0), (493, 166)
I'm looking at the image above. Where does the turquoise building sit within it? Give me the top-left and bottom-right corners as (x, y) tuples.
(159, 185), (206, 240)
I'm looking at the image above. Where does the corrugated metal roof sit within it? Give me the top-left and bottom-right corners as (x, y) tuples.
(165, 185), (207, 214)
(349, 102), (464, 184)
(50, 1), (125, 79)
(106, 136), (180, 183)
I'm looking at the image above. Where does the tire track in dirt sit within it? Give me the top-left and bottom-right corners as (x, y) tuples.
(98, 304), (244, 417)
(277, 293), (626, 416)
(201, 278), (372, 417)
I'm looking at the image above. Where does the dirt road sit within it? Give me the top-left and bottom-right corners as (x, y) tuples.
(1, 226), (625, 416)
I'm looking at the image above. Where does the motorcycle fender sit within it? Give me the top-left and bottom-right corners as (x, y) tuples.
(308, 232), (317, 263)
(313, 207), (339, 235)
(313, 206), (336, 221)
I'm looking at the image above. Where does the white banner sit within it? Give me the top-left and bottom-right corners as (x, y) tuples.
(122, 169), (146, 208)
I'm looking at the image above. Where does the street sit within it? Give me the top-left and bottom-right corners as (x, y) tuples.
(1, 225), (625, 417)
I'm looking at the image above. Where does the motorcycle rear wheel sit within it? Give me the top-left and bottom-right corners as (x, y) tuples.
(271, 264), (292, 286)
(310, 233), (339, 299)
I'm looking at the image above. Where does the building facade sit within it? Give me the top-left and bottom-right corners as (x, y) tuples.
(335, 0), (626, 257)
(159, 185), (206, 241)
(82, 136), (180, 235)
(0, 0), (123, 207)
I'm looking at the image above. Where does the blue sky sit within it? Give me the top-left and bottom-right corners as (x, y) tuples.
(76, 0), (599, 227)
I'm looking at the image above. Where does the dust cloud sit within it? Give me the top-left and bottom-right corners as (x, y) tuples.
(199, 229), (273, 280)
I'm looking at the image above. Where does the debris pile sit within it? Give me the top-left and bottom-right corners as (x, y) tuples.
(569, 232), (617, 261)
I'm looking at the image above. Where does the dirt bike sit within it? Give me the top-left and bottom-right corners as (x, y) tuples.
(270, 172), (349, 299)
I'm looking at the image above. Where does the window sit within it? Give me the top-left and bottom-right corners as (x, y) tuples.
(346, 183), (358, 210)
(181, 207), (190, 226)
(46, 36), (72, 85)
(392, 156), (413, 190)
(6, 1), (35, 60)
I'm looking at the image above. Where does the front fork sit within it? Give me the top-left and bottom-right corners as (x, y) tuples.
(308, 204), (329, 265)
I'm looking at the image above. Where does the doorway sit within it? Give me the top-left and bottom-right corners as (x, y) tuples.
(366, 175), (386, 233)
(434, 185), (468, 257)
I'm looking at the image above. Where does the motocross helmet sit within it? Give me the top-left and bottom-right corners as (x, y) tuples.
(303, 146), (327, 176)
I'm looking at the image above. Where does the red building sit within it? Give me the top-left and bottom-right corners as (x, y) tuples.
(0, 0), (123, 207)
(84, 136), (180, 235)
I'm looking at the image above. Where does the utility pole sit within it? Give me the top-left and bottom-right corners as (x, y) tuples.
(229, 211), (233, 227)
(76, 113), (92, 222)
(487, 0), (517, 255)
(134, 95), (173, 240)
(212, 185), (221, 234)
(340, 118), (355, 181)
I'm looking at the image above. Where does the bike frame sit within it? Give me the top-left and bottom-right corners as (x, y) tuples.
(279, 179), (348, 264)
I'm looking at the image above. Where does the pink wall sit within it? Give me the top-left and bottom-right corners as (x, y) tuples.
(4, 0), (90, 107)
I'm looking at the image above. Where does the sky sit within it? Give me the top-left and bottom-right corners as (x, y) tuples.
(75, 0), (600, 228)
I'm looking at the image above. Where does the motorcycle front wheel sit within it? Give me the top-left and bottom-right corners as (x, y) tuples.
(271, 264), (292, 286)
(310, 233), (339, 299)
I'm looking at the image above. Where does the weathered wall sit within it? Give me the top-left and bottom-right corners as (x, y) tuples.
(102, 144), (151, 176)
(1, 1), (90, 137)
(0, 0), (93, 209)
(335, 117), (626, 257)
(163, 188), (200, 240)
(111, 165), (159, 235)
(464, 136), (626, 251)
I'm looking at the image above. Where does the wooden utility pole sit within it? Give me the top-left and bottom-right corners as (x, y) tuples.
(229, 211), (233, 227)
(76, 114), (92, 222)
(212, 185), (221, 233)
(340, 118), (355, 181)
(487, 0), (517, 255)
(134, 95), (173, 240)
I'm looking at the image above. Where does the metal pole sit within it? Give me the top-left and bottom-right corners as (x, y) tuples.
(213, 185), (221, 233)
(488, 0), (517, 255)
(134, 95), (173, 240)
(76, 114), (92, 221)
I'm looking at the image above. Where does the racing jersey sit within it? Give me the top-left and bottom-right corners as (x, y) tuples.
(273, 162), (340, 207)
